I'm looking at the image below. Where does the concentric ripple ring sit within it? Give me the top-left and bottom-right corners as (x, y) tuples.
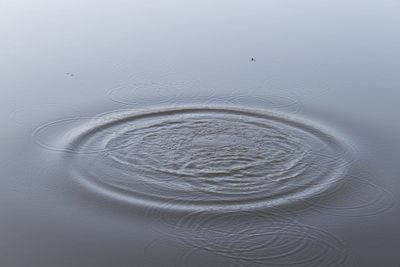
(60, 106), (351, 211)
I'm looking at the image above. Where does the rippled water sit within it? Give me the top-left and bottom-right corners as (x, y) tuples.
(2, 1), (400, 266)
(29, 102), (394, 267)
(35, 106), (350, 211)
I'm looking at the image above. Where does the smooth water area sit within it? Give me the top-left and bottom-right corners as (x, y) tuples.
(1, 1), (400, 266)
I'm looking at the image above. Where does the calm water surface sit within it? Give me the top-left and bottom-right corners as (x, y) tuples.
(1, 1), (400, 266)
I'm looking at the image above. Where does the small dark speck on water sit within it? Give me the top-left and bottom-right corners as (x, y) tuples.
(251, 57), (256, 62)
(66, 72), (74, 77)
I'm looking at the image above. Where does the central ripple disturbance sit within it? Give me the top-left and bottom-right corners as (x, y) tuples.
(67, 107), (349, 210)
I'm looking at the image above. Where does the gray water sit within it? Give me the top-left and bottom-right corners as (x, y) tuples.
(1, 1), (400, 266)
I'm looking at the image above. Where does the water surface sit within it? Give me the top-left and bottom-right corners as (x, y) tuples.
(1, 0), (400, 266)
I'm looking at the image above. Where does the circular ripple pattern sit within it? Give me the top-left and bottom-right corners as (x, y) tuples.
(63, 106), (350, 211)
(173, 210), (348, 267)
